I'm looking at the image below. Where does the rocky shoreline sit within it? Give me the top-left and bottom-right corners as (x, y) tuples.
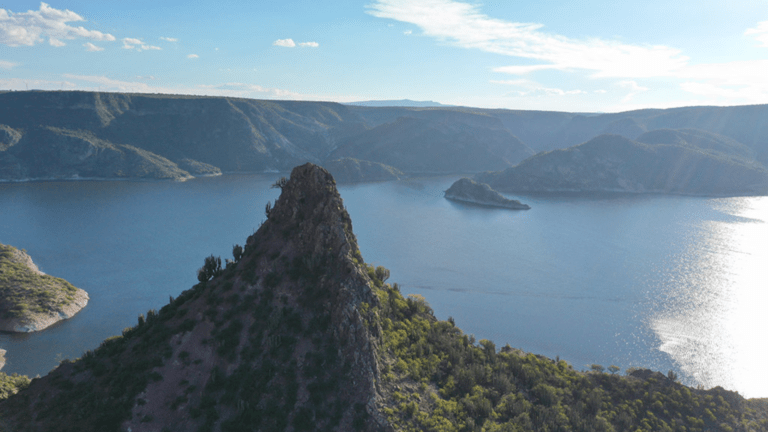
(0, 244), (89, 333)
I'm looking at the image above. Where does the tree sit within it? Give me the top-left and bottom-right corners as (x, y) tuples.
(271, 176), (288, 189)
(608, 365), (621, 375)
(375, 266), (390, 283)
(590, 364), (605, 373)
(232, 244), (243, 263)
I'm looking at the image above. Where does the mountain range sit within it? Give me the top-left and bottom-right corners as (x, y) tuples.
(2, 91), (768, 195)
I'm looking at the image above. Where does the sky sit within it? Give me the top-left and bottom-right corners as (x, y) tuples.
(1, 0), (767, 112)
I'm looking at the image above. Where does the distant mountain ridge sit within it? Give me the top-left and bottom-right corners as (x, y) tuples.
(3, 91), (768, 195)
(477, 134), (768, 196)
(345, 99), (451, 107)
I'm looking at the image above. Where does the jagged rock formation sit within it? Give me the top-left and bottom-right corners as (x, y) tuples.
(0, 243), (89, 332)
(324, 157), (404, 183)
(477, 134), (768, 196)
(0, 164), (390, 431)
(445, 177), (530, 209)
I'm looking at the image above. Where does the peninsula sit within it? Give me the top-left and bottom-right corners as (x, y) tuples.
(0, 243), (89, 333)
(445, 177), (530, 209)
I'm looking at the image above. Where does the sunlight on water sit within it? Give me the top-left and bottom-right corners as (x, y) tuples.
(652, 196), (768, 398)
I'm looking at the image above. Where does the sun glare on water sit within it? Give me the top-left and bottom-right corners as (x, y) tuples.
(652, 196), (768, 398)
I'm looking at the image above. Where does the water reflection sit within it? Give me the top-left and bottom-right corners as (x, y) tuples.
(652, 197), (768, 397)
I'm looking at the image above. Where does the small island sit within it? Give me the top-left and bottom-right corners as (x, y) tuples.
(0, 243), (89, 333)
(445, 177), (531, 209)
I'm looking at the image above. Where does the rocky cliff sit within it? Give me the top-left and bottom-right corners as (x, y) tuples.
(0, 243), (89, 333)
(0, 164), (390, 431)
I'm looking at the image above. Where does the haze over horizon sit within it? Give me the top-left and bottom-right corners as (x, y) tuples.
(1, 0), (767, 112)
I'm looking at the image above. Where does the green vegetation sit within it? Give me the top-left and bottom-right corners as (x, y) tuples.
(0, 372), (30, 400)
(0, 243), (79, 319)
(364, 264), (768, 432)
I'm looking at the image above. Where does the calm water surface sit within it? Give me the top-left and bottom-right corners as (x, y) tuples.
(0, 175), (765, 397)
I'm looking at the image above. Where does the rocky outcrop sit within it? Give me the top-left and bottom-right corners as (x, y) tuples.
(0, 164), (390, 432)
(0, 244), (89, 333)
(445, 177), (530, 209)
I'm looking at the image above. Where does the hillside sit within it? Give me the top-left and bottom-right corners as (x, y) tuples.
(323, 157), (405, 183)
(329, 116), (533, 173)
(0, 243), (89, 332)
(477, 134), (768, 196)
(4, 91), (768, 184)
(0, 164), (766, 431)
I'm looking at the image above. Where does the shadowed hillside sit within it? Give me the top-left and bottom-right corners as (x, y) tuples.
(477, 134), (768, 196)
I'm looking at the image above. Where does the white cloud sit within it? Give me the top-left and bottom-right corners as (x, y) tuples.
(491, 78), (585, 97)
(187, 54), (199, 59)
(160, 36), (178, 42)
(367, 0), (688, 79)
(122, 37), (161, 51)
(404, 30), (412, 35)
(83, 42), (103, 52)
(745, 21), (768, 47)
(273, 38), (296, 47)
(48, 37), (65, 47)
(594, 89), (608, 94)
(0, 2), (115, 47)
(0, 60), (18, 69)
(58, 74), (357, 102)
(298, 41), (319, 47)
(618, 80), (649, 102)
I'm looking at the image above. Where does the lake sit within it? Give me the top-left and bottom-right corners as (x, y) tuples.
(0, 174), (766, 398)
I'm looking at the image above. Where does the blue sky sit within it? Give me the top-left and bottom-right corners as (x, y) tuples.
(1, 0), (767, 112)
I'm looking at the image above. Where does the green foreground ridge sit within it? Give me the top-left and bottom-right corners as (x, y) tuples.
(0, 164), (765, 431)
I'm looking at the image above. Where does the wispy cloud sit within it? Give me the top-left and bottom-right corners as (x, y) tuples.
(274, 39), (319, 48)
(367, 0), (687, 79)
(187, 53), (199, 59)
(403, 30), (412, 35)
(491, 78), (585, 97)
(273, 38), (296, 47)
(83, 42), (103, 52)
(368, 0), (768, 105)
(745, 21), (768, 47)
(0, 60), (18, 69)
(122, 37), (161, 51)
(0, 2), (115, 47)
(160, 36), (178, 42)
(618, 80), (649, 102)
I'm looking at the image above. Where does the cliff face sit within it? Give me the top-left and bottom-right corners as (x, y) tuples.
(0, 243), (89, 333)
(0, 164), (389, 431)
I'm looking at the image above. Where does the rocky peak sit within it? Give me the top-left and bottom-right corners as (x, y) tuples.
(0, 163), (388, 431)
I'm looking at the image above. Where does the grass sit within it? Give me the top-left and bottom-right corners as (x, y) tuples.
(0, 243), (80, 319)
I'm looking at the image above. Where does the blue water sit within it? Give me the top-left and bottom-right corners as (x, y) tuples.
(1, 175), (766, 397)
